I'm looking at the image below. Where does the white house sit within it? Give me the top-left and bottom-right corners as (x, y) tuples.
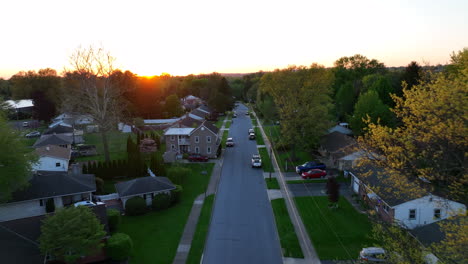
(0, 171), (96, 222)
(347, 166), (466, 230)
(33, 145), (71, 172)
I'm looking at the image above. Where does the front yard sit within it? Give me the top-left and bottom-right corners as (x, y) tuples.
(294, 196), (374, 260)
(258, 147), (274, 173)
(271, 198), (304, 258)
(116, 163), (215, 264)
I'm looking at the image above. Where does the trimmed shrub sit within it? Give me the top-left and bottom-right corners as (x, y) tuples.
(106, 233), (133, 261)
(151, 193), (172, 211)
(107, 209), (121, 231)
(171, 185), (183, 204)
(125, 197), (147, 216)
(45, 198), (55, 213)
(167, 167), (192, 185)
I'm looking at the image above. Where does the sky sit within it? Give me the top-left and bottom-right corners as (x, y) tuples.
(1, 0), (467, 78)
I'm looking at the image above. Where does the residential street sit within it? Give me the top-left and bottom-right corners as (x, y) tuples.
(202, 104), (283, 264)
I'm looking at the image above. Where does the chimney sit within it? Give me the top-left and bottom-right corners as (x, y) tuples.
(71, 163), (82, 176)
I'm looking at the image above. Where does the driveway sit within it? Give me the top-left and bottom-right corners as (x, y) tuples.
(202, 104), (283, 264)
(287, 182), (350, 197)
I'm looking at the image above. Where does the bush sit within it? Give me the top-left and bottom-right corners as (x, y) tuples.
(95, 177), (104, 194)
(167, 167), (192, 185)
(106, 233), (133, 261)
(107, 209), (121, 231)
(45, 198), (55, 213)
(125, 197), (147, 216)
(182, 153), (189, 159)
(171, 185), (183, 204)
(151, 193), (172, 211)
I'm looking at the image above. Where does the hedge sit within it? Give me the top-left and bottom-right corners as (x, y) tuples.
(125, 197), (147, 216)
(106, 233), (133, 261)
(107, 209), (121, 231)
(151, 193), (172, 211)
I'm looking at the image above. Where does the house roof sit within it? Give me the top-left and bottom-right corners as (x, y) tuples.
(48, 120), (72, 128)
(320, 131), (356, 153)
(172, 115), (203, 128)
(5, 99), (34, 109)
(43, 124), (74, 135)
(201, 120), (219, 135)
(191, 108), (209, 118)
(115, 176), (176, 197)
(35, 145), (71, 160)
(32, 134), (73, 148)
(409, 217), (462, 247)
(198, 105), (212, 114)
(328, 124), (353, 135)
(8, 171), (96, 203)
(144, 118), (181, 124)
(164, 127), (195, 136)
(188, 113), (204, 120)
(348, 166), (421, 206)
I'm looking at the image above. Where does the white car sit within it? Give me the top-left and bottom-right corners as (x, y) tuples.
(248, 128), (254, 134)
(226, 137), (234, 147)
(251, 154), (262, 168)
(359, 247), (387, 263)
(249, 132), (256, 140)
(73, 201), (96, 207)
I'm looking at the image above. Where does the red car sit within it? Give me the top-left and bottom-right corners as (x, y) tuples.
(188, 154), (209, 162)
(301, 169), (327, 179)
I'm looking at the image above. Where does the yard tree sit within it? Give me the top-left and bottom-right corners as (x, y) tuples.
(362, 74), (394, 106)
(164, 94), (183, 117)
(39, 206), (106, 263)
(0, 110), (35, 202)
(357, 49), (468, 203)
(62, 46), (127, 162)
(432, 216), (468, 264)
(334, 81), (355, 119)
(326, 177), (340, 208)
(401, 61), (422, 91)
(260, 64), (334, 156)
(349, 90), (394, 135)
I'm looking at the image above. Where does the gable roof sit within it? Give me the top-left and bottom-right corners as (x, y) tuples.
(188, 113), (204, 120)
(115, 176), (175, 197)
(35, 145), (71, 160)
(172, 114), (203, 128)
(164, 127), (195, 136)
(320, 131), (356, 153)
(198, 105), (212, 114)
(5, 99), (34, 109)
(33, 134), (73, 148)
(43, 124), (74, 135)
(201, 120), (219, 135)
(191, 108), (209, 119)
(8, 171), (96, 203)
(348, 166), (421, 206)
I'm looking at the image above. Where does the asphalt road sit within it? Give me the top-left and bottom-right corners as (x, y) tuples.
(202, 104), (283, 264)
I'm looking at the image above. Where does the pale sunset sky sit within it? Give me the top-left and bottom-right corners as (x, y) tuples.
(1, 0), (467, 78)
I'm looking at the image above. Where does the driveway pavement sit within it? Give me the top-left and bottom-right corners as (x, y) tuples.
(287, 182), (350, 197)
(202, 104), (283, 264)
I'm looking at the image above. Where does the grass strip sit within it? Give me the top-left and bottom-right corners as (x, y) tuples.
(265, 177), (280, 189)
(255, 127), (265, 145)
(258, 147), (274, 173)
(271, 199), (304, 258)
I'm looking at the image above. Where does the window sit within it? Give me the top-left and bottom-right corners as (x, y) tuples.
(143, 194), (147, 200)
(382, 204), (389, 213)
(207, 147), (211, 154)
(39, 199), (44, 206)
(195, 136), (199, 143)
(171, 144), (176, 151)
(195, 147), (199, 154)
(434, 209), (441, 219)
(170, 135), (175, 141)
(56, 162), (60, 167)
(409, 209), (416, 220)
(206, 136), (211, 143)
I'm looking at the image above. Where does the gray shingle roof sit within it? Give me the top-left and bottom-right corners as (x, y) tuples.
(320, 131), (356, 153)
(198, 105), (212, 113)
(191, 109), (209, 118)
(35, 145), (71, 160)
(115, 176), (176, 197)
(8, 171), (96, 203)
(33, 134), (73, 148)
(174, 115), (203, 128)
(202, 120), (219, 135)
(43, 124), (73, 135)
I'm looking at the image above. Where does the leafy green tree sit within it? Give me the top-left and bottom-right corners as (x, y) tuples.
(39, 206), (106, 263)
(335, 82), (355, 119)
(0, 112), (35, 202)
(362, 74), (394, 106)
(106, 233), (133, 261)
(260, 64), (334, 155)
(432, 217), (468, 264)
(401, 61), (422, 91)
(326, 177), (340, 208)
(106, 209), (121, 232)
(165, 94), (183, 117)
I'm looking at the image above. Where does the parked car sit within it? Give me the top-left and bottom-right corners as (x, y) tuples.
(25, 131), (41, 138)
(233, 113), (237, 118)
(245, 111), (250, 115)
(249, 132), (256, 140)
(188, 153), (209, 162)
(358, 247), (387, 263)
(295, 161), (326, 174)
(301, 169), (327, 179)
(248, 128), (254, 134)
(251, 154), (262, 168)
(226, 137), (234, 147)
(22, 121), (29, 127)
(73, 201), (96, 207)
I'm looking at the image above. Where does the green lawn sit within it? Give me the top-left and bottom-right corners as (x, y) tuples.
(294, 196), (374, 260)
(214, 117), (225, 128)
(224, 121), (231, 129)
(271, 199), (304, 258)
(265, 178), (280, 189)
(251, 118), (257, 126)
(255, 127), (265, 145)
(117, 163), (214, 264)
(258, 147), (274, 173)
(221, 130), (229, 147)
(186, 194), (215, 264)
(76, 131), (135, 162)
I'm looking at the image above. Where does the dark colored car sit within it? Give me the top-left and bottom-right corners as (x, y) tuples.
(301, 169), (327, 179)
(295, 161), (326, 174)
(188, 153), (209, 162)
